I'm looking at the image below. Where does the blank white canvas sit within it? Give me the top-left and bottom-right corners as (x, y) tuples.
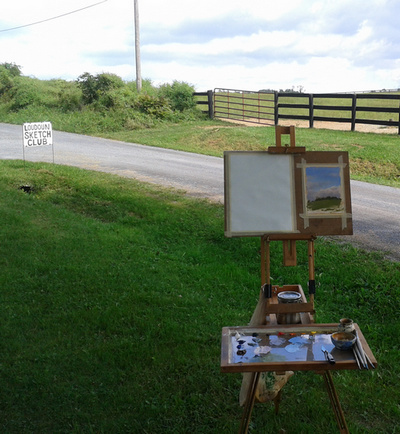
(225, 152), (295, 236)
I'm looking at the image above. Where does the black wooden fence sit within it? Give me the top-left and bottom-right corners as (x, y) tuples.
(193, 89), (400, 134)
(193, 90), (214, 119)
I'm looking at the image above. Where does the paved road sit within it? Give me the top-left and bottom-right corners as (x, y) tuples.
(1, 123), (399, 260)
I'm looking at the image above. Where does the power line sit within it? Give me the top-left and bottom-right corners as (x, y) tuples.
(0, 0), (108, 33)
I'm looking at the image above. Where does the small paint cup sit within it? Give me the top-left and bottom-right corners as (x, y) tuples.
(338, 318), (354, 333)
(277, 291), (302, 324)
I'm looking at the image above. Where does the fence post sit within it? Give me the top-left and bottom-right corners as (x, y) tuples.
(398, 103), (400, 135)
(351, 94), (357, 132)
(309, 94), (314, 128)
(274, 92), (279, 125)
(207, 90), (214, 119)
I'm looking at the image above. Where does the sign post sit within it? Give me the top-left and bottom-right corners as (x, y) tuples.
(22, 121), (54, 163)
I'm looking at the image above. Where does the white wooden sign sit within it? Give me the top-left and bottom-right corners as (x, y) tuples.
(23, 122), (53, 147)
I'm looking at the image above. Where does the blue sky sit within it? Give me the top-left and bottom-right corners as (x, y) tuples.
(1, 0), (399, 92)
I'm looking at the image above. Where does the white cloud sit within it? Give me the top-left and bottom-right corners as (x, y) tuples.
(0, 0), (399, 91)
(307, 185), (341, 203)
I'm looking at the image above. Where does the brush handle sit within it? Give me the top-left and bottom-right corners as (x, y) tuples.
(322, 348), (335, 364)
(325, 351), (335, 364)
(352, 348), (361, 369)
(354, 330), (368, 369)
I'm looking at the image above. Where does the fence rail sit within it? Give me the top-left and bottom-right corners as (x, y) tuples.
(193, 89), (400, 134)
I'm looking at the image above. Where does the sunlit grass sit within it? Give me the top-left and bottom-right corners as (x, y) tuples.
(0, 160), (399, 433)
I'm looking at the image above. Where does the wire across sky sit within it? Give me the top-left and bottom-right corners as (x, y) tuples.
(0, 0), (108, 33)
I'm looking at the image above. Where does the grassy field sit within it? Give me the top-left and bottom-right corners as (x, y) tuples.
(0, 160), (399, 433)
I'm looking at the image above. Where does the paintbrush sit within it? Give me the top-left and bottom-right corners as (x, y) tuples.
(352, 347), (361, 369)
(354, 330), (368, 369)
(364, 351), (375, 369)
(354, 345), (367, 369)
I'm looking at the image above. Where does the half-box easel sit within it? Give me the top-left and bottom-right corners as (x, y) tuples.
(222, 126), (375, 434)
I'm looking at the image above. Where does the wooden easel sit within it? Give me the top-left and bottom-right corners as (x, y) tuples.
(238, 126), (349, 434)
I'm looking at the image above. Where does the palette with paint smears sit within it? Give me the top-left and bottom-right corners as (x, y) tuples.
(221, 324), (376, 373)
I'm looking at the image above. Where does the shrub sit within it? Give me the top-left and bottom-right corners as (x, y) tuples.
(96, 73), (124, 92)
(0, 62), (22, 77)
(77, 72), (98, 105)
(77, 72), (125, 106)
(0, 68), (14, 98)
(124, 111), (156, 130)
(139, 78), (159, 96)
(0, 64), (202, 130)
(134, 93), (172, 118)
(9, 77), (42, 111)
(159, 81), (196, 112)
(58, 83), (83, 112)
(98, 86), (136, 110)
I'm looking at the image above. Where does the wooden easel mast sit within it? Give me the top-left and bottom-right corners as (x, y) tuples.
(260, 126), (316, 322)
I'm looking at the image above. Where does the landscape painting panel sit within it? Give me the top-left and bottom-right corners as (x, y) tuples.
(305, 166), (343, 214)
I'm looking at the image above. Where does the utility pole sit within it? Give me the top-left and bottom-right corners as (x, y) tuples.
(134, 0), (142, 92)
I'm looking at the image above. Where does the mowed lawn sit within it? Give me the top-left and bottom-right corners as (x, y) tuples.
(0, 159), (399, 433)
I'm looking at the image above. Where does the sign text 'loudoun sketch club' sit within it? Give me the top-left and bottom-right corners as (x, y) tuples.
(23, 122), (53, 147)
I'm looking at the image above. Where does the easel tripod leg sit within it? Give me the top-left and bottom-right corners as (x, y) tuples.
(239, 372), (260, 434)
(273, 389), (282, 415)
(322, 371), (349, 434)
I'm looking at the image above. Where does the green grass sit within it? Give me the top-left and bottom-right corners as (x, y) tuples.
(307, 198), (342, 211)
(0, 160), (399, 433)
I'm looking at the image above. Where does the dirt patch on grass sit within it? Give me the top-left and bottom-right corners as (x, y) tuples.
(280, 119), (398, 134)
(351, 158), (399, 180)
(220, 117), (399, 134)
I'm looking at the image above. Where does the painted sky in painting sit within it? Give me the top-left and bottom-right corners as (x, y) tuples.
(306, 166), (342, 202)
